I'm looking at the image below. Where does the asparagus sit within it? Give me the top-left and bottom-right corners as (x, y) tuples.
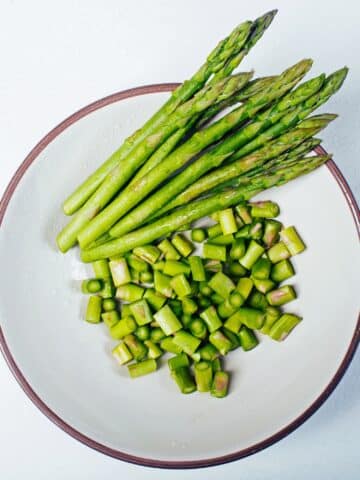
(112, 343), (133, 365)
(81, 154), (330, 262)
(81, 278), (103, 294)
(196, 75), (277, 128)
(128, 359), (157, 378)
(212, 137), (322, 192)
(102, 310), (120, 328)
(106, 61), (314, 239)
(102, 298), (117, 312)
(194, 361), (213, 392)
(58, 75), (250, 252)
(85, 296), (102, 323)
(62, 15), (265, 215)
(203, 243), (227, 262)
(155, 116), (333, 215)
(149, 66), (345, 218)
(129, 71), (254, 183)
(76, 60), (311, 248)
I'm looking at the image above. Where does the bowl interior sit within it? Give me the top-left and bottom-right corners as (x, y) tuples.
(0, 90), (359, 463)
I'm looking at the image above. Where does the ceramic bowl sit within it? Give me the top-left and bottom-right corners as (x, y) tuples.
(0, 85), (359, 468)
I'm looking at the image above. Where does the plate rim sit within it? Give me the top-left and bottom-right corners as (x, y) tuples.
(0, 83), (359, 469)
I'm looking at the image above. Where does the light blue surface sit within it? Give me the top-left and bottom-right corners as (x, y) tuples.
(0, 0), (358, 478)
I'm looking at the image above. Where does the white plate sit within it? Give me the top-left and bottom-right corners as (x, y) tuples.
(0, 85), (359, 468)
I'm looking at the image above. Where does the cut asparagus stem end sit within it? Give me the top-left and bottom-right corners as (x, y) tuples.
(267, 242), (291, 263)
(144, 340), (163, 359)
(211, 371), (230, 398)
(160, 337), (183, 354)
(128, 359), (157, 378)
(163, 260), (191, 276)
(157, 238), (181, 260)
(263, 219), (282, 247)
(208, 272), (236, 298)
(189, 256), (206, 282)
(81, 278), (103, 294)
(173, 330), (202, 355)
(171, 234), (194, 257)
(154, 305), (182, 336)
(280, 226), (306, 255)
(250, 200), (280, 218)
(191, 228), (207, 243)
(203, 242), (227, 262)
(168, 353), (190, 371)
(260, 306), (281, 334)
(85, 296), (102, 324)
(238, 325), (259, 351)
(171, 367), (196, 394)
(194, 361), (213, 392)
(101, 310), (120, 328)
(124, 334), (148, 361)
(110, 316), (137, 339)
(112, 342), (133, 365)
(116, 283), (144, 302)
(129, 299), (153, 326)
(133, 245), (161, 264)
(239, 240), (265, 269)
(189, 318), (208, 339)
(200, 305), (223, 332)
(170, 274), (192, 297)
(219, 208), (238, 235)
(269, 313), (302, 341)
(109, 258), (131, 286)
(266, 285), (297, 306)
(209, 330), (232, 355)
(271, 259), (295, 282)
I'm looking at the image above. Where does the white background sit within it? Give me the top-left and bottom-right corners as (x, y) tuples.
(0, 0), (359, 478)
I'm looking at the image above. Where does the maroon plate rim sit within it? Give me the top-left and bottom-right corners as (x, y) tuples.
(0, 83), (359, 469)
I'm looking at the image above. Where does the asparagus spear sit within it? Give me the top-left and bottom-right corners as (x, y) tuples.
(152, 67), (347, 214)
(61, 17), (259, 216)
(212, 10), (278, 82)
(76, 60), (312, 248)
(226, 67), (348, 161)
(129, 71), (254, 184)
(197, 75), (278, 128)
(210, 138), (322, 193)
(57, 73), (251, 252)
(63, 11), (277, 217)
(108, 75), (325, 237)
(81, 154), (330, 262)
(145, 116), (333, 224)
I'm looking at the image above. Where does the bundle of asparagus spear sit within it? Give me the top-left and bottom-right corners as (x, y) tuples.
(56, 10), (348, 395)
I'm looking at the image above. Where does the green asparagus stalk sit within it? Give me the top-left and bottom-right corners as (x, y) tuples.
(75, 60), (311, 248)
(212, 10), (277, 81)
(129, 71), (254, 183)
(128, 9), (279, 185)
(149, 67), (346, 216)
(61, 16), (261, 216)
(146, 117), (333, 223)
(196, 75), (277, 128)
(227, 67), (347, 161)
(108, 63), (315, 241)
(81, 154), (329, 262)
(58, 74), (251, 252)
